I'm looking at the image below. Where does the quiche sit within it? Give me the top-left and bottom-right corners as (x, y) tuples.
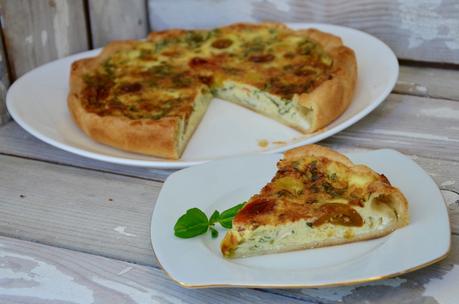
(68, 23), (357, 159)
(221, 145), (409, 258)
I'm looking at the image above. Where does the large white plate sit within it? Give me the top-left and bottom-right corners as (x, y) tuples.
(151, 149), (450, 288)
(7, 23), (398, 169)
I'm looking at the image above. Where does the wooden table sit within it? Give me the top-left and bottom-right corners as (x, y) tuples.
(0, 64), (457, 303)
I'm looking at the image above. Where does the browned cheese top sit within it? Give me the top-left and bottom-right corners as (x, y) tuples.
(80, 23), (334, 121)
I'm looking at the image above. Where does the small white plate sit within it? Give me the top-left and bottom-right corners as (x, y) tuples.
(7, 23), (398, 169)
(151, 149), (450, 288)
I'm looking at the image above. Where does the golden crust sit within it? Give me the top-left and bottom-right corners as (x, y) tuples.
(69, 23), (357, 158)
(221, 144), (409, 258)
(284, 145), (409, 227)
(295, 33), (357, 131)
(282, 144), (353, 166)
(68, 55), (182, 159)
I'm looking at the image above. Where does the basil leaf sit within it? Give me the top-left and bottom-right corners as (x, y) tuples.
(218, 203), (245, 229)
(209, 210), (220, 225)
(174, 208), (209, 238)
(210, 227), (219, 238)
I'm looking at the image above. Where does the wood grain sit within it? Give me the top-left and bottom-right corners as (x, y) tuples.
(148, 0), (459, 64)
(396, 66), (459, 101)
(0, 28), (10, 125)
(0, 0), (89, 79)
(0, 122), (172, 182)
(0, 236), (310, 304)
(0, 154), (159, 265)
(0, 216), (458, 304)
(88, 0), (149, 48)
(1, 90), (458, 181)
(328, 93), (459, 163)
(0, 149), (457, 268)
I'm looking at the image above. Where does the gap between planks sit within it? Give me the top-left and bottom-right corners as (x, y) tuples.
(0, 151), (457, 269)
(0, 230), (458, 303)
(1, 89), (459, 181)
(0, 235), (311, 304)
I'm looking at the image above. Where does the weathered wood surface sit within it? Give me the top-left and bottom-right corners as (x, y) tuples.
(0, 60), (458, 302)
(0, 236), (309, 304)
(0, 29), (10, 125)
(0, 177), (458, 304)
(1, 88), (458, 181)
(148, 0), (459, 64)
(0, 149), (457, 268)
(0, 122), (171, 182)
(0, 0), (89, 79)
(396, 66), (459, 101)
(88, 0), (149, 48)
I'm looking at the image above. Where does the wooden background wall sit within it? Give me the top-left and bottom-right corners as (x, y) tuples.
(1, 0), (458, 126)
(0, 0), (149, 125)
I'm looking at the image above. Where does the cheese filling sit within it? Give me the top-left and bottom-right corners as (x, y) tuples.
(177, 88), (212, 153)
(214, 80), (312, 131)
(231, 197), (398, 257)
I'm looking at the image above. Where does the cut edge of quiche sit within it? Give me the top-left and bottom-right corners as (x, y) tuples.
(221, 144), (409, 258)
(68, 51), (213, 159)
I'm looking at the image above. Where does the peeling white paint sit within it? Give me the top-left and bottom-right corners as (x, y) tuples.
(114, 226), (136, 237)
(441, 180), (456, 187)
(396, 81), (428, 95)
(423, 265), (459, 304)
(24, 35), (33, 44)
(301, 278), (407, 302)
(418, 107), (459, 120)
(41, 30), (48, 47)
(93, 277), (187, 304)
(398, 0), (459, 50)
(117, 266), (133, 275)
(0, 251), (94, 303)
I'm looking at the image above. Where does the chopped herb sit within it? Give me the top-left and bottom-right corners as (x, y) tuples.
(184, 31), (211, 48)
(102, 59), (115, 77)
(322, 182), (346, 197)
(149, 63), (173, 76)
(297, 39), (317, 55)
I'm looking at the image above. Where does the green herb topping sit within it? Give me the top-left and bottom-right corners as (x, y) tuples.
(173, 203), (245, 239)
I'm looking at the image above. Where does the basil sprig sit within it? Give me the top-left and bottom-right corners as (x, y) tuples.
(174, 203), (245, 239)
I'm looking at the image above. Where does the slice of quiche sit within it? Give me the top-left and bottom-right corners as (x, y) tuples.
(221, 145), (409, 258)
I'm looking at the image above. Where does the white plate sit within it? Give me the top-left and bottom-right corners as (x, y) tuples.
(151, 149), (450, 288)
(6, 23), (398, 169)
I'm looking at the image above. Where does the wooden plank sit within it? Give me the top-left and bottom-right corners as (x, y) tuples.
(0, 227), (458, 303)
(1, 90), (458, 181)
(148, 0), (459, 64)
(0, 150), (457, 269)
(0, 29), (10, 125)
(0, 153), (160, 265)
(0, 236), (309, 304)
(0, 0), (89, 79)
(326, 93), (459, 163)
(271, 234), (459, 303)
(88, 0), (149, 48)
(0, 122), (171, 182)
(396, 66), (459, 101)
